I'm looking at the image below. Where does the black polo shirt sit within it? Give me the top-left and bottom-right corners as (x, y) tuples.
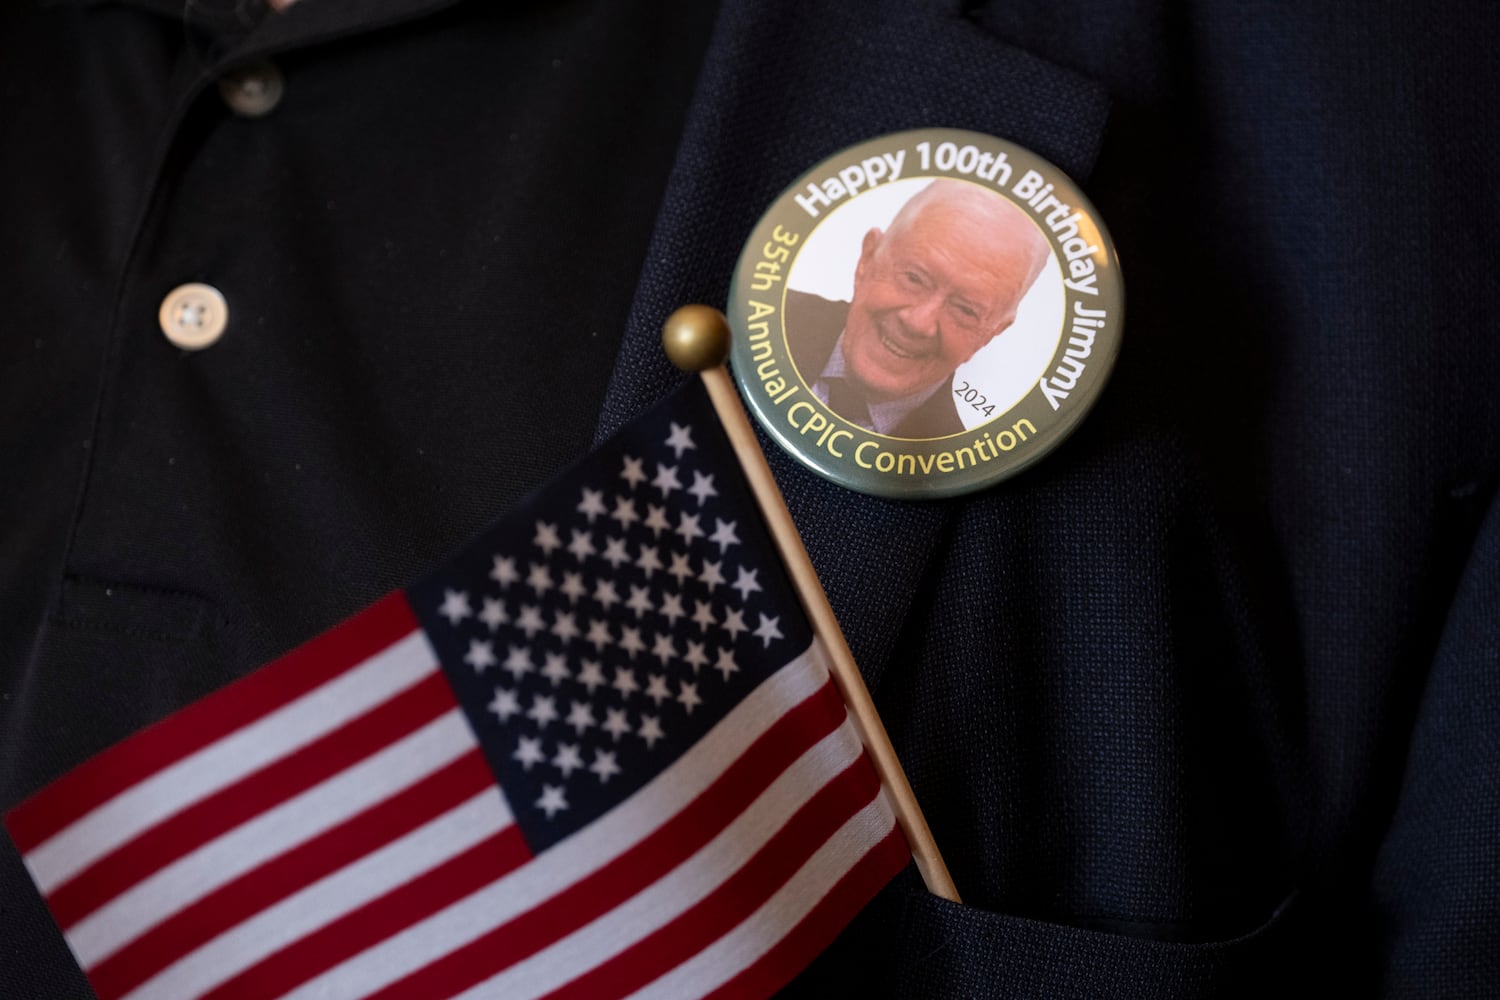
(0, 2), (718, 994)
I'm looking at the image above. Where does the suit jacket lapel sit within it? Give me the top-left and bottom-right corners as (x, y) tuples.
(598, 0), (1112, 690)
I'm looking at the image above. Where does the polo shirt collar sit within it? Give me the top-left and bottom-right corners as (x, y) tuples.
(40, 0), (467, 59)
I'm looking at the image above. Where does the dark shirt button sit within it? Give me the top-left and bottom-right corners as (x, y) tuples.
(159, 283), (229, 350)
(218, 63), (285, 118)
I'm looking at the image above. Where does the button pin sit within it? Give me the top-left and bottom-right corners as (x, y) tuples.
(727, 128), (1124, 498)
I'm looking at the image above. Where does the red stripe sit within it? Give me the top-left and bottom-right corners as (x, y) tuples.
(705, 826), (910, 1000)
(366, 678), (850, 1000)
(201, 824), (532, 1000)
(49, 668), (453, 931)
(85, 749), (495, 1000)
(5, 592), (417, 853)
(543, 756), (881, 1000)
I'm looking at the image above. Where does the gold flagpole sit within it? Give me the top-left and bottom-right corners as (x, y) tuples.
(662, 305), (961, 904)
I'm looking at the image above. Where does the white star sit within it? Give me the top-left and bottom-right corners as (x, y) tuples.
(602, 707), (631, 741)
(635, 544), (663, 579)
(535, 784), (569, 818)
(526, 562), (553, 597)
(490, 556), (520, 588)
(513, 735), (545, 770)
(577, 659), (606, 693)
(612, 666), (640, 698)
(438, 589), (472, 626)
(533, 521), (562, 555)
(601, 536), (630, 569)
(753, 613), (783, 648)
(550, 610), (580, 643)
(619, 626), (646, 658)
(677, 682), (702, 715)
(502, 645), (534, 680)
(541, 652), (571, 686)
(638, 715), (666, 749)
(566, 529), (596, 562)
(652, 464), (682, 498)
(610, 496), (639, 528)
(650, 633), (677, 664)
(590, 749), (622, 784)
(620, 455), (647, 489)
(464, 639), (497, 673)
(688, 471), (717, 507)
(722, 607), (748, 639)
(644, 673), (672, 706)
(576, 488), (607, 523)
(479, 597), (508, 631)
(660, 591), (686, 626)
(675, 512), (705, 545)
(565, 700), (596, 735)
(709, 519), (740, 553)
(715, 647), (739, 681)
(692, 599), (716, 633)
(488, 686), (521, 723)
(592, 579), (620, 610)
(665, 422), (696, 458)
(551, 742), (585, 778)
(683, 640), (709, 673)
(699, 559), (726, 589)
(643, 504), (671, 537)
(585, 618), (612, 651)
(625, 585), (653, 619)
(516, 604), (546, 637)
(732, 567), (763, 602)
(667, 552), (693, 585)
(527, 694), (559, 729)
(559, 572), (586, 603)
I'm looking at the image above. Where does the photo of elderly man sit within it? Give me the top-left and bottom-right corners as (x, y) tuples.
(787, 179), (1050, 439)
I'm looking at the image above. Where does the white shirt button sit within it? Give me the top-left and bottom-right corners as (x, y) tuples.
(218, 63), (284, 118)
(159, 283), (229, 350)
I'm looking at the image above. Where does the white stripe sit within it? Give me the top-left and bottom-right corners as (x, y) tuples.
(123, 789), (513, 1000)
(455, 719), (867, 1000)
(68, 708), (475, 969)
(27, 630), (436, 895)
(282, 640), (831, 1000)
(626, 795), (897, 1000)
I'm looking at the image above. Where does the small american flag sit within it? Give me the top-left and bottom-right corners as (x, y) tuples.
(5, 379), (910, 1000)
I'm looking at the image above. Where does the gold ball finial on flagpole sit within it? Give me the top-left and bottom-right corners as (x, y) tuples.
(662, 305), (732, 372)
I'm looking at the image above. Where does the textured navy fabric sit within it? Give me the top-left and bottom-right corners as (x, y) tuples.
(597, 0), (1499, 995)
(2, 0), (1497, 997)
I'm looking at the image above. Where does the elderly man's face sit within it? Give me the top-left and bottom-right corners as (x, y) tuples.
(843, 195), (1044, 402)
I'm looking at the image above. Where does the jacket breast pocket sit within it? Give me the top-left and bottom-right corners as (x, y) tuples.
(888, 878), (1300, 999)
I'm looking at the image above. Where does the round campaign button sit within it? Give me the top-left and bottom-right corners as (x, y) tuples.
(727, 128), (1123, 499)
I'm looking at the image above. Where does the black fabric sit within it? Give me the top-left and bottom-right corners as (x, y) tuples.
(2, 0), (1498, 998)
(0, 2), (720, 996)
